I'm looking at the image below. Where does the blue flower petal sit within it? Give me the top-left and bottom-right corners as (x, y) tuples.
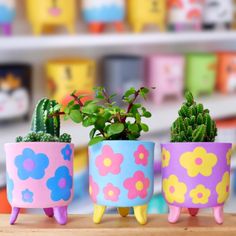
(61, 144), (72, 161)
(22, 189), (34, 203)
(6, 174), (14, 203)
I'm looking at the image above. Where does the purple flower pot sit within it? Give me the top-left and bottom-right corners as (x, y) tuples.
(161, 142), (232, 224)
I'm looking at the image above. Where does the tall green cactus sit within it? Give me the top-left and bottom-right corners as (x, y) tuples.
(31, 98), (60, 137)
(171, 92), (217, 142)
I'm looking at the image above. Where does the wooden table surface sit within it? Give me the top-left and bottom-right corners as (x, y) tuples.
(1, 214), (236, 236)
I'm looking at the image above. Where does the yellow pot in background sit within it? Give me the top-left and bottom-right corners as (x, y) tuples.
(46, 58), (96, 106)
(128, 0), (167, 33)
(26, 0), (76, 35)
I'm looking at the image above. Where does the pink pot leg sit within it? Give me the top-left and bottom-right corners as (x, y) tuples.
(10, 207), (20, 225)
(168, 205), (181, 223)
(44, 208), (54, 218)
(1, 24), (12, 36)
(188, 208), (199, 217)
(213, 206), (224, 224)
(53, 206), (68, 225)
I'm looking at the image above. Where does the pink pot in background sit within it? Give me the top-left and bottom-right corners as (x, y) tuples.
(5, 142), (74, 225)
(147, 55), (185, 104)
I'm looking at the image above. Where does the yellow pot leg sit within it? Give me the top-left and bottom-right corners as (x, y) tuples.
(133, 205), (148, 225)
(66, 22), (75, 34)
(93, 204), (106, 224)
(158, 22), (166, 32)
(32, 23), (43, 36)
(117, 207), (130, 217)
(133, 23), (143, 33)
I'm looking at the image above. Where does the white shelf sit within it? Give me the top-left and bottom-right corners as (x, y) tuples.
(1, 31), (236, 50)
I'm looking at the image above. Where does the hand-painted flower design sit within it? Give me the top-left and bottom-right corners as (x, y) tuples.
(134, 145), (149, 166)
(47, 166), (73, 202)
(162, 175), (187, 204)
(95, 145), (123, 176)
(15, 148), (49, 180)
(103, 183), (120, 202)
(162, 148), (171, 168)
(89, 176), (99, 203)
(226, 149), (232, 166)
(61, 144), (72, 161)
(216, 171), (230, 204)
(124, 171), (150, 200)
(190, 184), (211, 204)
(6, 174), (14, 203)
(180, 147), (217, 177)
(22, 189), (33, 203)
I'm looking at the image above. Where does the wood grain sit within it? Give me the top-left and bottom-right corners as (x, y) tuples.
(1, 214), (236, 236)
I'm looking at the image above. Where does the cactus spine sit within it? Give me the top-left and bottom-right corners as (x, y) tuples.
(171, 92), (217, 142)
(31, 98), (60, 137)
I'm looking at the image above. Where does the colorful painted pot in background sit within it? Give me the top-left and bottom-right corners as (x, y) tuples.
(161, 142), (232, 224)
(128, 0), (166, 33)
(5, 142), (74, 225)
(168, 0), (204, 31)
(89, 141), (155, 225)
(26, 0), (76, 35)
(147, 54), (185, 104)
(46, 58), (96, 106)
(203, 0), (234, 30)
(0, 0), (16, 36)
(82, 0), (125, 33)
(186, 53), (217, 97)
(103, 55), (144, 105)
(0, 64), (32, 122)
(217, 53), (236, 94)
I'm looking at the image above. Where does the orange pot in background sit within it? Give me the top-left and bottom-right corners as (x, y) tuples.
(217, 53), (236, 94)
(0, 188), (11, 213)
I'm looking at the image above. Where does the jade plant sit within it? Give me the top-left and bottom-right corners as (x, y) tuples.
(171, 91), (217, 142)
(16, 98), (71, 143)
(52, 87), (152, 145)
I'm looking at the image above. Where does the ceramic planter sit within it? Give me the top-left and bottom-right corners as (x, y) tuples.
(168, 0), (204, 31)
(0, 0), (16, 36)
(82, 0), (125, 33)
(161, 142), (232, 224)
(203, 0), (234, 30)
(217, 53), (236, 94)
(89, 141), (155, 225)
(46, 58), (95, 106)
(5, 142), (74, 225)
(147, 54), (185, 104)
(186, 53), (217, 97)
(26, 0), (76, 35)
(128, 0), (166, 33)
(0, 64), (32, 122)
(103, 55), (144, 105)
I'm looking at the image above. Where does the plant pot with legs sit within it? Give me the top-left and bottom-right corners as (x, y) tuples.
(161, 92), (232, 224)
(59, 87), (155, 224)
(5, 98), (74, 225)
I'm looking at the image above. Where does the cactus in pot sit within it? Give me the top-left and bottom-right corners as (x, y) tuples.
(5, 98), (74, 225)
(161, 92), (232, 224)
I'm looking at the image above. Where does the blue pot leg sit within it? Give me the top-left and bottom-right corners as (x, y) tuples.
(117, 207), (129, 217)
(53, 206), (68, 225)
(133, 205), (148, 225)
(43, 208), (54, 218)
(10, 207), (20, 225)
(93, 204), (106, 224)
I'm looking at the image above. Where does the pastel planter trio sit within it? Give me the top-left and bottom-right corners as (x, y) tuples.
(0, 0), (16, 36)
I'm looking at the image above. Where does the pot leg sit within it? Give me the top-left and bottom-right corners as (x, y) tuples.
(44, 208), (54, 218)
(213, 206), (224, 224)
(2, 24), (12, 36)
(10, 207), (20, 225)
(133, 205), (147, 225)
(168, 205), (181, 223)
(93, 204), (106, 224)
(66, 22), (75, 34)
(117, 207), (129, 217)
(89, 23), (103, 34)
(188, 208), (199, 217)
(53, 206), (68, 225)
(133, 23), (143, 33)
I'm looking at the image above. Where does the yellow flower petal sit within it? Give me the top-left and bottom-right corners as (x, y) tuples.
(190, 184), (211, 204)
(180, 147), (217, 177)
(226, 149), (232, 166)
(162, 148), (171, 168)
(163, 175), (187, 204)
(216, 172), (230, 204)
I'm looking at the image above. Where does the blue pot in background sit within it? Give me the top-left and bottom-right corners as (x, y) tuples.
(0, 0), (16, 36)
(89, 140), (155, 225)
(82, 0), (125, 33)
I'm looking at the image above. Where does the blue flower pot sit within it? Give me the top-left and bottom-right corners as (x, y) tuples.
(89, 140), (155, 224)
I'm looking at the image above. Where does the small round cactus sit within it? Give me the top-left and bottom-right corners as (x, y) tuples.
(171, 91), (217, 142)
(59, 133), (72, 143)
(16, 136), (23, 143)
